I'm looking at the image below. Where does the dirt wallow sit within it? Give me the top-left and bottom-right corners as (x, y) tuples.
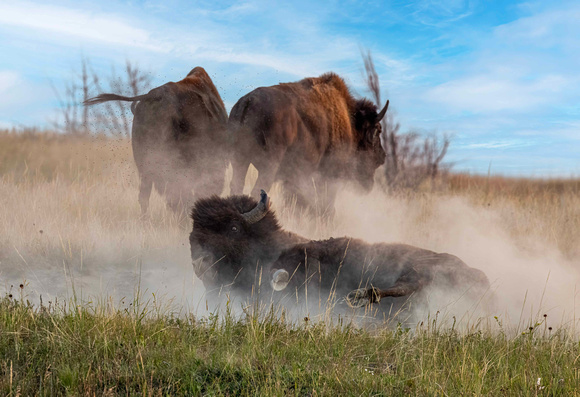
(189, 190), (490, 320)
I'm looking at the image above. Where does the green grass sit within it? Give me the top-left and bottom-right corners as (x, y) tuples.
(1, 294), (579, 396)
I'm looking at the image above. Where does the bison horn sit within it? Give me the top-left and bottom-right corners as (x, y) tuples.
(271, 269), (289, 291)
(376, 99), (390, 122)
(242, 189), (270, 224)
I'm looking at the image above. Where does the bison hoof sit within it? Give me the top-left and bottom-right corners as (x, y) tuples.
(346, 287), (380, 308)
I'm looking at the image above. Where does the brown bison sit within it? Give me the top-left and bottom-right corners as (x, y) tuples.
(228, 73), (389, 211)
(189, 191), (490, 312)
(85, 67), (228, 214)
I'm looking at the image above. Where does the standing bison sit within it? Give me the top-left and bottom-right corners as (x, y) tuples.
(189, 191), (490, 313)
(85, 67), (229, 214)
(228, 73), (389, 212)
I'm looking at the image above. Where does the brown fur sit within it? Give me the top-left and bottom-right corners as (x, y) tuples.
(189, 194), (306, 294)
(271, 237), (490, 309)
(190, 192), (490, 311)
(85, 67), (228, 213)
(229, 73), (386, 211)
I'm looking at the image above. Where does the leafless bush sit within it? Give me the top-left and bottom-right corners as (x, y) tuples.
(362, 50), (451, 191)
(52, 57), (152, 137)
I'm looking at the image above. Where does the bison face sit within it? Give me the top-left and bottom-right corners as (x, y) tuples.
(354, 99), (389, 192)
(189, 191), (282, 295)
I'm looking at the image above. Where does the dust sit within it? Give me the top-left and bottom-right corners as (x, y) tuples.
(2, 151), (578, 332)
(327, 187), (580, 330)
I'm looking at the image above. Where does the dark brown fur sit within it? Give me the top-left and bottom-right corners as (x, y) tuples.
(190, 193), (490, 309)
(229, 73), (386, 211)
(190, 194), (306, 294)
(85, 67), (228, 213)
(270, 237), (490, 307)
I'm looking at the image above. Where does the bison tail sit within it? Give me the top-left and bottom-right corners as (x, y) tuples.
(83, 93), (149, 107)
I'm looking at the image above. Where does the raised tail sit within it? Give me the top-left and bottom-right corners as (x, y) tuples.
(83, 93), (150, 114)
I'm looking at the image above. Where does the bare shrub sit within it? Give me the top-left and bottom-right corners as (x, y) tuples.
(52, 57), (152, 137)
(362, 51), (451, 191)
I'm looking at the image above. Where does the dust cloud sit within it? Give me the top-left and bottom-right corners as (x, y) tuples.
(327, 187), (580, 330)
(2, 160), (579, 332)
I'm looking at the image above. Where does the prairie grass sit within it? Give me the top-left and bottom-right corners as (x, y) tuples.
(448, 173), (580, 259)
(1, 130), (580, 395)
(1, 292), (579, 395)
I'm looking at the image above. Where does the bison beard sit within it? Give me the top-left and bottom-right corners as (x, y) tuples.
(228, 72), (388, 213)
(189, 191), (490, 316)
(85, 67), (229, 214)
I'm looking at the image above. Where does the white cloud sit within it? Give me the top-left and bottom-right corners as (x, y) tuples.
(0, 120), (14, 129)
(460, 140), (533, 150)
(193, 49), (314, 78)
(415, 2), (580, 117)
(494, 5), (580, 50)
(425, 74), (569, 113)
(0, 70), (53, 125)
(0, 2), (165, 52)
(0, 71), (20, 95)
(410, 0), (475, 27)
(0, 1), (370, 80)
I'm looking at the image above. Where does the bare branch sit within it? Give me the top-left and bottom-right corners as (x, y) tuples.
(52, 56), (152, 137)
(361, 50), (452, 191)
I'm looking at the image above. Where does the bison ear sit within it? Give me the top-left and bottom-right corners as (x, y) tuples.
(354, 107), (367, 131)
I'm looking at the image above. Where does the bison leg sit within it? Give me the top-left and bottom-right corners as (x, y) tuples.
(165, 183), (194, 215)
(231, 155), (250, 195)
(346, 286), (382, 308)
(250, 154), (283, 198)
(346, 271), (426, 308)
(138, 175), (153, 215)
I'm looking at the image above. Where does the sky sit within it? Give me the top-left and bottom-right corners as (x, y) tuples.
(0, 0), (578, 176)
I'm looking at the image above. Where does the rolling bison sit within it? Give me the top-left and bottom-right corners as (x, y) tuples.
(189, 191), (490, 312)
(85, 67), (229, 214)
(228, 73), (389, 212)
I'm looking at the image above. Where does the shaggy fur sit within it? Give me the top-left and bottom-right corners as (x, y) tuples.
(228, 72), (387, 211)
(271, 237), (490, 308)
(85, 67), (228, 214)
(190, 193), (490, 309)
(190, 195), (306, 294)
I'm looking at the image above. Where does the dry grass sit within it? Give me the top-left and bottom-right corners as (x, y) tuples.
(449, 173), (580, 259)
(0, 129), (578, 313)
(0, 131), (194, 310)
(2, 130), (580, 395)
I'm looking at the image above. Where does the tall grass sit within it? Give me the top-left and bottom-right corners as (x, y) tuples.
(1, 130), (580, 394)
(2, 292), (580, 395)
(449, 173), (580, 259)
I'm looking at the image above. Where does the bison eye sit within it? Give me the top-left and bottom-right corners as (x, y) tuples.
(231, 226), (239, 232)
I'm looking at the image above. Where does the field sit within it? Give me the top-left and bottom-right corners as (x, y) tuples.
(1, 130), (580, 395)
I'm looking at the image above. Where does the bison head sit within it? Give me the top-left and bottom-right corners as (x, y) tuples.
(189, 190), (287, 296)
(353, 98), (388, 191)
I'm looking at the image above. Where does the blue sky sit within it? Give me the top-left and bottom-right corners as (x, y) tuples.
(0, 0), (578, 176)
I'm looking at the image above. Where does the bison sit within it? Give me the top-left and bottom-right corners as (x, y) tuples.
(189, 191), (490, 314)
(85, 67), (229, 214)
(228, 73), (389, 212)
